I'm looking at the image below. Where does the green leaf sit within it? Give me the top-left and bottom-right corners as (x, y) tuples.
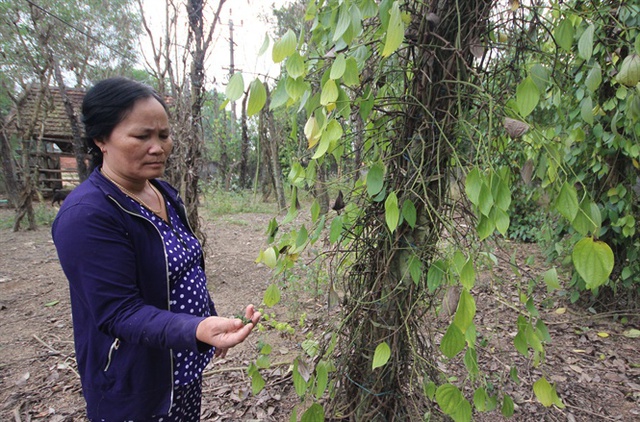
(501, 394), (515, 417)
(343, 57), (360, 87)
(44, 300), (59, 307)
(459, 259), (475, 290)
(492, 207), (510, 236)
(555, 182), (579, 222)
(451, 399), (472, 422)
(554, 18), (574, 52)
(409, 255), (422, 285)
(330, 53), (347, 79)
(301, 403), (324, 422)
(441, 323), (466, 358)
(311, 135), (331, 160)
(372, 341), (391, 369)
(514, 330), (528, 356)
(320, 79), (339, 106)
(311, 199), (321, 223)
(572, 198), (601, 236)
(366, 163), (385, 196)
(401, 199), (417, 228)
(465, 168), (482, 206)
(585, 63), (602, 92)
(332, 6), (352, 42)
(272, 29), (297, 63)
(247, 79), (267, 117)
(385, 191), (400, 232)
(436, 384), (464, 415)
(543, 267), (561, 292)
(286, 52), (306, 79)
(493, 175), (511, 211)
(285, 76), (308, 101)
(315, 362), (329, 399)
(251, 368), (265, 395)
(293, 359), (309, 397)
(427, 260), (446, 293)
(381, 1), (404, 57)
(266, 217), (279, 243)
(533, 377), (565, 408)
(478, 182), (494, 217)
(257, 33), (270, 56)
(474, 387), (489, 412)
(256, 355), (270, 369)
(572, 237), (614, 290)
(578, 24), (595, 60)
(476, 215), (495, 241)
(324, 119), (344, 143)
(263, 283), (281, 307)
(453, 290), (476, 332)
(225, 73), (244, 102)
(580, 96), (594, 124)
(269, 78), (290, 110)
(329, 216), (343, 244)
(530, 64), (550, 92)
(516, 76), (540, 117)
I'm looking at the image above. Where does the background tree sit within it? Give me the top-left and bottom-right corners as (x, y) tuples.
(0, 0), (140, 230)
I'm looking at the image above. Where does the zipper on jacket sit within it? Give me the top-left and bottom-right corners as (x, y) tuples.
(107, 195), (175, 411)
(104, 338), (120, 371)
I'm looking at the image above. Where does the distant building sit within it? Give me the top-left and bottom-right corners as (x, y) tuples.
(3, 85), (85, 193)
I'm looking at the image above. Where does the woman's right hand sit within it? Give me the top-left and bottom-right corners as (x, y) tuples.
(195, 304), (260, 350)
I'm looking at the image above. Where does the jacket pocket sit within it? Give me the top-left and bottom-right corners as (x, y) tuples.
(103, 338), (120, 372)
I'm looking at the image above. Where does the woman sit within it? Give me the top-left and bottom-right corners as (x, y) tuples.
(52, 77), (260, 421)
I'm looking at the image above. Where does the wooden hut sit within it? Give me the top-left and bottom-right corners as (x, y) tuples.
(3, 85), (85, 195)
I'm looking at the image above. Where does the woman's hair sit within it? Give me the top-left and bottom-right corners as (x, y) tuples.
(82, 77), (168, 171)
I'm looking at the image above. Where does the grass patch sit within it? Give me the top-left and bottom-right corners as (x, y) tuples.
(0, 202), (57, 230)
(201, 188), (277, 216)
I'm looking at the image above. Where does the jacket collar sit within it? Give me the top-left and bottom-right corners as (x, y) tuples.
(89, 167), (182, 215)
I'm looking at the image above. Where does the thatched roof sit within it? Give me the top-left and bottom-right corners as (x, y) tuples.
(4, 84), (85, 143)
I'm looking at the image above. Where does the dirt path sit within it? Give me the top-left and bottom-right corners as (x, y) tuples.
(1, 206), (639, 421)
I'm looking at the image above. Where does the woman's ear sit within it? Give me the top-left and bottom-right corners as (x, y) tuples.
(94, 138), (106, 154)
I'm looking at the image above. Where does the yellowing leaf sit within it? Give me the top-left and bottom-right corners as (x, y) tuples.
(555, 307), (567, 315)
(262, 247), (277, 269)
(597, 332), (609, 338)
(304, 116), (321, 148)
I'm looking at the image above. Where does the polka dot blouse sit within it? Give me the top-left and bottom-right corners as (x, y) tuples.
(135, 196), (215, 386)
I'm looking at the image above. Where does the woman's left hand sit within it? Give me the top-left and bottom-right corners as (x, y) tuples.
(196, 304), (261, 351)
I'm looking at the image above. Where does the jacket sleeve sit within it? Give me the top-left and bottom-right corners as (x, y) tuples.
(52, 201), (206, 352)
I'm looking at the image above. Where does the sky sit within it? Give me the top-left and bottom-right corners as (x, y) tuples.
(139, 0), (292, 90)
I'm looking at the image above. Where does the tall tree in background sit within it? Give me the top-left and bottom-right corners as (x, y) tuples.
(139, 0), (226, 234)
(0, 0), (140, 230)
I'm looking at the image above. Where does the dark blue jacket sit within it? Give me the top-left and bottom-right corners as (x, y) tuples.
(52, 168), (215, 421)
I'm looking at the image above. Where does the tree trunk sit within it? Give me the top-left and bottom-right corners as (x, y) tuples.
(263, 85), (286, 210)
(332, 0), (493, 419)
(315, 164), (330, 215)
(0, 130), (20, 207)
(51, 58), (88, 181)
(239, 94), (249, 189)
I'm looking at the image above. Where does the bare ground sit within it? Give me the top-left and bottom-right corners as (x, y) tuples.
(0, 205), (639, 421)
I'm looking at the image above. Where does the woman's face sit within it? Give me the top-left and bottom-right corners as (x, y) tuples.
(96, 96), (172, 183)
